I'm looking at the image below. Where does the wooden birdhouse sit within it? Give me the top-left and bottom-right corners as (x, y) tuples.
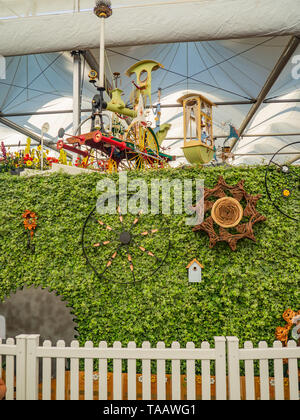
(186, 259), (204, 283)
(177, 93), (216, 164)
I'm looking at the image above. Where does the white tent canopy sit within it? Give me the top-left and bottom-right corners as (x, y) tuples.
(0, 0), (300, 57)
(0, 1), (299, 165)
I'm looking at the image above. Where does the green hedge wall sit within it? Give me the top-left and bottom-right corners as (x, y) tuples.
(0, 166), (299, 350)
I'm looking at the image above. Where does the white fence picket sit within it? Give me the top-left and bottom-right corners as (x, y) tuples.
(214, 337), (227, 400)
(56, 340), (65, 401)
(42, 340), (52, 401)
(142, 341), (151, 400)
(227, 336), (241, 400)
(244, 341), (255, 400)
(287, 340), (299, 400)
(186, 342), (195, 400)
(273, 340), (284, 400)
(258, 341), (270, 400)
(201, 341), (211, 400)
(0, 338), (2, 379)
(70, 340), (79, 401)
(113, 341), (122, 400)
(98, 341), (108, 401)
(0, 335), (299, 401)
(26, 335), (39, 400)
(127, 342), (136, 400)
(171, 341), (181, 400)
(5, 338), (15, 401)
(84, 341), (94, 401)
(156, 342), (166, 400)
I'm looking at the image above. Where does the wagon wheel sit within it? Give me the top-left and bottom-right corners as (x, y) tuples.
(125, 122), (161, 170)
(107, 158), (118, 173)
(82, 195), (171, 284)
(265, 141), (300, 221)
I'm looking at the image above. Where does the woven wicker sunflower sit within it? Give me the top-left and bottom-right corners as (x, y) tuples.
(192, 176), (266, 251)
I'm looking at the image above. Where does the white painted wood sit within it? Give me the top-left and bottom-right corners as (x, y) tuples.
(273, 341), (284, 400)
(214, 337), (227, 400)
(0, 338), (2, 380)
(171, 342), (181, 400)
(186, 342), (195, 400)
(0, 315), (5, 340)
(142, 342), (151, 400)
(35, 346), (214, 360)
(25, 335), (40, 401)
(5, 338), (15, 401)
(258, 341), (270, 400)
(0, 335), (298, 401)
(42, 340), (52, 401)
(226, 336), (241, 400)
(70, 340), (79, 401)
(238, 347), (300, 359)
(15, 335), (27, 400)
(287, 340), (299, 400)
(98, 341), (108, 401)
(127, 342), (136, 400)
(56, 340), (66, 401)
(113, 342), (122, 400)
(84, 341), (94, 401)
(244, 341), (255, 400)
(156, 342), (166, 400)
(201, 341), (211, 400)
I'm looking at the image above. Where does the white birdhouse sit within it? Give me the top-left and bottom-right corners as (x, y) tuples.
(186, 259), (204, 283)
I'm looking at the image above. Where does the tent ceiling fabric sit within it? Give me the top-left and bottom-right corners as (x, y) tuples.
(0, 0), (300, 57)
(0, 35), (300, 165)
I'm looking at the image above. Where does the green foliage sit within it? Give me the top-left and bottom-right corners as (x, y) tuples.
(0, 165), (299, 355)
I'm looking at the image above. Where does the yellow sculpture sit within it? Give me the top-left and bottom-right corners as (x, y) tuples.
(126, 60), (164, 107)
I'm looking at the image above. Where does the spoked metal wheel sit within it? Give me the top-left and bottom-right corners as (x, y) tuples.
(265, 141), (300, 221)
(82, 195), (171, 284)
(125, 122), (161, 170)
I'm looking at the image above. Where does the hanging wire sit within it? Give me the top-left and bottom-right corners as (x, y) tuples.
(105, 49), (115, 89)
(3, 52), (64, 111)
(158, 44), (180, 88)
(201, 42), (255, 100)
(0, 56), (22, 110)
(193, 42), (220, 89)
(190, 36), (276, 78)
(107, 48), (252, 100)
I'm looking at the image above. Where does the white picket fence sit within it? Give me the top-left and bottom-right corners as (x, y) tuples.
(0, 335), (299, 400)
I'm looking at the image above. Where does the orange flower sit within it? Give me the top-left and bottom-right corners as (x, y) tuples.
(22, 211), (37, 237)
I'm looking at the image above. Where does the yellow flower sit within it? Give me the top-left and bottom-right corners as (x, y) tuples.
(26, 160), (33, 167)
(33, 158), (39, 164)
(37, 145), (42, 152)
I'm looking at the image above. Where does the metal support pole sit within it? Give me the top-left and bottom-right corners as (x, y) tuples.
(231, 36), (300, 151)
(287, 153), (300, 164)
(99, 18), (105, 89)
(72, 51), (82, 135)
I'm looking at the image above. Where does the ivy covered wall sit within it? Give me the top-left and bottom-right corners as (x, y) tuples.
(0, 166), (299, 349)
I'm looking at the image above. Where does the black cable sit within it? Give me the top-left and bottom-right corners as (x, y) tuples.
(107, 47), (252, 100)
(190, 36), (277, 78)
(3, 53), (64, 111)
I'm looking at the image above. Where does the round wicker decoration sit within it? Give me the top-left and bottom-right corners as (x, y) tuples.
(211, 197), (243, 228)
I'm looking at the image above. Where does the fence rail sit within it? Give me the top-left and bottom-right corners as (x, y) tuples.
(0, 335), (299, 400)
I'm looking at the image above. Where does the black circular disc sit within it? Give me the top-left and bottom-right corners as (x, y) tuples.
(265, 141), (300, 221)
(82, 194), (171, 284)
